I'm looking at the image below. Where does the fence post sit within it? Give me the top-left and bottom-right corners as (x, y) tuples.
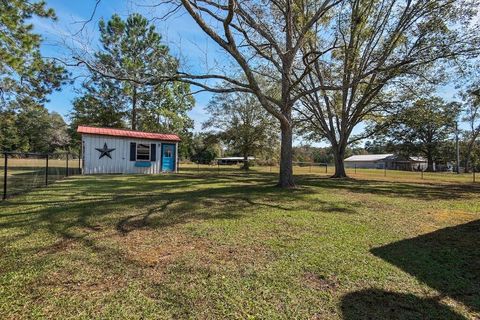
(355, 164), (357, 174)
(45, 154), (49, 186)
(421, 170), (424, 180)
(384, 165), (387, 177)
(310, 163), (312, 173)
(325, 164), (328, 174)
(3, 153), (7, 200)
(473, 165), (476, 183)
(66, 153), (69, 177)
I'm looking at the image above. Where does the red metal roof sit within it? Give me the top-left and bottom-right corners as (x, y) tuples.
(77, 126), (181, 142)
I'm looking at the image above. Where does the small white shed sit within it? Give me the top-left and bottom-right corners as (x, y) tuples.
(344, 154), (394, 169)
(78, 126), (180, 174)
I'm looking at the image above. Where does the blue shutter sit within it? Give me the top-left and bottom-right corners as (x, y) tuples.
(130, 142), (136, 161)
(150, 143), (156, 161)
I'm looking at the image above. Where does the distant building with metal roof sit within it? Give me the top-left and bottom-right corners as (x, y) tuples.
(344, 154), (429, 171)
(344, 154), (394, 163)
(216, 157), (255, 165)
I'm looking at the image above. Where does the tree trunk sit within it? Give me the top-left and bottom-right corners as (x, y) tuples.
(131, 87), (137, 130)
(465, 157), (471, 173)
(242, 154), (250, 170)
(426, 154), (435, 172)
(464, 144), (473, 173)
(278, 122), (295, 188)
(332, 145), (347, 178)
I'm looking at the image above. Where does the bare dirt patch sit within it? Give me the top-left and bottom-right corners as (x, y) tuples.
(419, 210), (478, 233)
(302, 272), (339, 292)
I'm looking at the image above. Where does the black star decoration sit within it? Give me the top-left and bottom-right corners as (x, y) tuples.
(96, 142), (115, 159)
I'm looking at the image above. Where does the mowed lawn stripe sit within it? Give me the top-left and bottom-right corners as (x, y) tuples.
(0, 173), (478, 319)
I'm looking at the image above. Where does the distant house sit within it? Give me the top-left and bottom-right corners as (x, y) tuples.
(78, 126), (180, 174)
(216, 157), (255, 165)
(344, 154), (429, 171)
(386, 156), (430, 171)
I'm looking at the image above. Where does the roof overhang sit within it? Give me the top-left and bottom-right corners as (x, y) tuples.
(77, 126), (181, 142)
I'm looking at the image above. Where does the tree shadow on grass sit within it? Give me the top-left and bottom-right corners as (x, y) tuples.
(0, 172), (364, 281)
(371, 220), (480, 314)
(298, 175), (480, 201)
(341, 289), (466, 320)
(0, 174), (308, 249)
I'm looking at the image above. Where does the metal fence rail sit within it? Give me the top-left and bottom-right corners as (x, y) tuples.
(178, 161), (478, 184)
(1, 151), (82, 200)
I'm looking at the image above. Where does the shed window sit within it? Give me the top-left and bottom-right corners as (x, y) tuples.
(136, 143), (150, 161)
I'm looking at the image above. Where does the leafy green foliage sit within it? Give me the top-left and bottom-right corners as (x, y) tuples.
(187, 133), (221, 164)
(293, 145), (367, 164)
(459, 84), (480, 171)
(204, 91), (278, 168)
(0, 0), (68, 152)
(298, 0), (480, 177)
(0, 0), (67, 106)
(70, 75), (128, 138)
(0, 103), (70, 152)
(382, 97), (460, 170)
(71, 13), (194, 136)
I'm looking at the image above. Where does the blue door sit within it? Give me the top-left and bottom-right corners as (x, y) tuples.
(161, 143), (175, 172)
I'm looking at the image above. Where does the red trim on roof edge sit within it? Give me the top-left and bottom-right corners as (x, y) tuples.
(77, 126), (181, 142)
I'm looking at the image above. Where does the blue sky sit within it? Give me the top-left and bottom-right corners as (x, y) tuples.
(34, 0), (221, 131)
(33, 0), (466, 145)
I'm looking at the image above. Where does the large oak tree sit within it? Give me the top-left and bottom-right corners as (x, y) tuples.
(461, 85), (480, 172)
(296, 0), (480, 177)
(78, 0), (343, 187)
(141, 0), (343, 187)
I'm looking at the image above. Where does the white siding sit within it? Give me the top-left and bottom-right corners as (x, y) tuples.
(175, 142), (178, 173)
(82, 134), (177, 174)
(344, 161), (383, 169)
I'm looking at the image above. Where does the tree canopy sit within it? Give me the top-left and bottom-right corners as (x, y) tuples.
(93, 0), (351, 187)
(204, 90), (278, 169)
(294, 0), (479, 177)
(380, 97), (460, 171)
(136, 0), (480, 184)
(0, 0), (69, 153)
(71, 13), (194, 136)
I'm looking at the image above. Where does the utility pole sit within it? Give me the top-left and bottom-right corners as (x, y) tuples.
(455, 121), (460, 174)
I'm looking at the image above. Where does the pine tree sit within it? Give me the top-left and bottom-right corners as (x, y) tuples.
(71, 13), (194, 134)
(0, 0), (68, 152)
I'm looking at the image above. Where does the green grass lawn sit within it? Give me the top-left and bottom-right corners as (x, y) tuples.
(0, 172), (479, 319)
(180, 162), (478, 184)
(1, 157), (81, 197)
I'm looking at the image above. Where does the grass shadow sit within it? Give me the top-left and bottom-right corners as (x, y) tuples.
(0, 173), (309, 251)
(341, 289), (466, 320)
(299, 175), (480, 200)
(371, 220), (480, 313)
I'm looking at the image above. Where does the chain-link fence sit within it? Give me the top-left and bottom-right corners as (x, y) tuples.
(178, 160), (478, 184)
(1, 152), (82, 200)
(178, 161), (328, 175)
